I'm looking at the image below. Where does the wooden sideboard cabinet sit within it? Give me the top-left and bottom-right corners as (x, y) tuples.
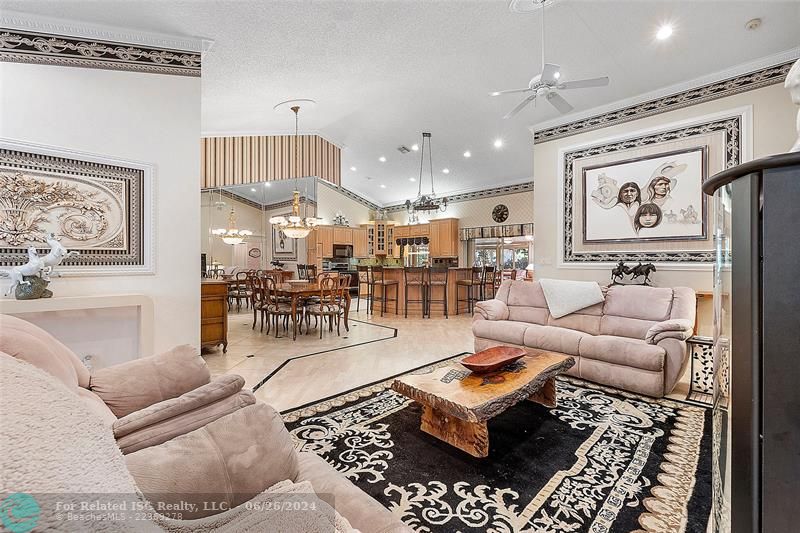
(201, 280), (228, 353)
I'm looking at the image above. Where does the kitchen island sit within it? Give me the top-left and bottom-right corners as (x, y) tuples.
(359, 267), (480, 317)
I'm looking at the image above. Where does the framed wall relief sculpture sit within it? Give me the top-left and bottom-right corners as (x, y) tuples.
(559, 107), (751, 267)
(0, 139), (154, 275)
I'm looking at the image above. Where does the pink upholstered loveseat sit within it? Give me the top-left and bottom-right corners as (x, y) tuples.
(473, 280), (696, 397)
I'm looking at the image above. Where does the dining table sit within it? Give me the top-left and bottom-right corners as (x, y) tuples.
(273, 281), (352, 341)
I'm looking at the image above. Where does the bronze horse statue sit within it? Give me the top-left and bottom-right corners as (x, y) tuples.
(611, 261), (630, 285)
(629, 262), (657, 286)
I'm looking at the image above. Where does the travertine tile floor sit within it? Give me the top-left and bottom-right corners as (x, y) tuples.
(203, 299), (692, 412)
(203, 301), (474, 412)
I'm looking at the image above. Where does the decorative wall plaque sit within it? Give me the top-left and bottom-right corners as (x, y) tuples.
(0, 139), (154, 274)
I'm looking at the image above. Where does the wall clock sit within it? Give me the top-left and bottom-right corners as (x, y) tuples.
(248, 247), (261, 258)
(492, 204), (509, 223)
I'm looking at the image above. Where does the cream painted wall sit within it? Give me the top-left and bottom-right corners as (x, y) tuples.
(533, 83), (796, 291)
(0, 62), (201, 352)
(201, 193), (265, 269)
(316, 183), (373, 226)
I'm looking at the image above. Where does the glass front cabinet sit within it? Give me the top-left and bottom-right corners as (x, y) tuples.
(703, 152), (800, 533)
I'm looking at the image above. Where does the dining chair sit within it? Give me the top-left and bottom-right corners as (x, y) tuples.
(250, 276), (268, 332)
(336, 274), (351, 333)
(263, 276), (297, 338)
(304, 276), (341, 338)
(296, 264), (307, 280)
(305, 264), (318, 281)
(229, 271), (251, 312)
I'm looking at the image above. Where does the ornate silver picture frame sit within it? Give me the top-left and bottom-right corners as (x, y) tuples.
(0, 139), (155, 275)
(558, 107), (750, 267)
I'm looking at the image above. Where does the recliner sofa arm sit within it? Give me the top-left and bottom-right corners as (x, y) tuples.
(474, 299), (510, 321)
(113, 374), (255, 454)
(89, 345), (211, 417)
(645, 319), (693, 344)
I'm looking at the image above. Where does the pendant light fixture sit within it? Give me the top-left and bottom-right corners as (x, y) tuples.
(211, 189), (253, 245)
(405, 132), (448, 216)
(268, 104), (321, 239)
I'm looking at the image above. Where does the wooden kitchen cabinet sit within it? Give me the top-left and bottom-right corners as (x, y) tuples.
(319, 226), (334, 258)
(333, 227), (353, 245)
(353, 228), (368, 258)
(429, 218), (459, 258)
(393, 225), (409, 239)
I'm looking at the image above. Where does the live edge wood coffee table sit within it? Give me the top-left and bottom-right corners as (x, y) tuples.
(392, 349), (575, 458)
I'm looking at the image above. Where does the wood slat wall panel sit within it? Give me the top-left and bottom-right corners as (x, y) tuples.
(200, 134), (340, 188)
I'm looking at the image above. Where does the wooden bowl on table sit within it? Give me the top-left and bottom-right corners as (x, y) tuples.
(461, 346), (527, 374)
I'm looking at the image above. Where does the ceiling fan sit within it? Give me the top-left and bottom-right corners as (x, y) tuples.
(490, 0), (609, 119)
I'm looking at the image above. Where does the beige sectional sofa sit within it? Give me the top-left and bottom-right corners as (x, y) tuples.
(0, 314), (410, 533)
(473, 280), (696, 397)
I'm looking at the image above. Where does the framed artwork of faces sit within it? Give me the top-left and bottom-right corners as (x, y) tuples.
(582, 146), (707, 243)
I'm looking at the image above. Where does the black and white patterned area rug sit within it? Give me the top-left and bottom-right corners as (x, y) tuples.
(283, 357), (711, 533)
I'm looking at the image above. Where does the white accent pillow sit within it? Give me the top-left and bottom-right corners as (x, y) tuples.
(539, 278), (605, 319)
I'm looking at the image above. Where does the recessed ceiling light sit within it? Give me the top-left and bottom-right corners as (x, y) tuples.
(350, 166), (357, 171)
(264, 182), (271, 187)
(411, 144), (419, 151)
(490, 91), (501, 97)
(380, 184), (387, 188)
(463, 151), (471, 158)
(656, 24), (673, 40)
(442, 168), (450, 174)
(553, 71), (561, 80)
(493, 139), (504, 149)
(379, 156), (386, 162)
(409, 177), (416, 182)
(251, 187), (256, 192)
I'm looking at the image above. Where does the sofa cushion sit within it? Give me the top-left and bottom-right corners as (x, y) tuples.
(505, 280), (548, 308)
(296, 452), (412, 533)
(599, 315), (657, 340)
(578, 335), (665, 372)
(522, 324), (587, 356)
(547, 311), (602, 336)
(0, 314), (90, 390)
(472, 319), (531, 346)
(90, 345), (210, 418)
(126, 403), (298, 519)
(603, 285), (674, 322)
(507, 306), (550, 325)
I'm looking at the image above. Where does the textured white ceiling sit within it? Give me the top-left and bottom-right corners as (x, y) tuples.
(4, 0), (799, 205)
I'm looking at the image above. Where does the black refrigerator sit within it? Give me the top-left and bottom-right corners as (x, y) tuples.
(702, 151), (800, 533)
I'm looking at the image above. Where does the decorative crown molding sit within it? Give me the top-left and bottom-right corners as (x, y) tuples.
(531, 48), (798, 144)
(318, 179), (381, 211)
(0, 11), (209, 77)
(384, 181), (534, 213)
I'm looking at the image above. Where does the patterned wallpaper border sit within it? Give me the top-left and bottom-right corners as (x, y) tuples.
(533, 59), (794, 143)
(318, 179), (381, 211)
(0, 29), (201, 76)
(384, 181), (534, 213)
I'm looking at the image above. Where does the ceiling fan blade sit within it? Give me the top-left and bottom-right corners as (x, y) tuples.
(503, 94), (537, 119)
(557, 76), (609, 90)
(489, 88), (532, 97)
(547, 92), (574, 114)
(540, 63), (561, 85)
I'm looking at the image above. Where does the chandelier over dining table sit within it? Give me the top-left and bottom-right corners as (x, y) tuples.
(268, 103), (321, 239)
(405, 132), (448, 215)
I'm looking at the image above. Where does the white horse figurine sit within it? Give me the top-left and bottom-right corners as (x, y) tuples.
(41, 233), (79, 279)
(2, 247), (44, 297)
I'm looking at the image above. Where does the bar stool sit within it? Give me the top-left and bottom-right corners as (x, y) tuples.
(456, 267), (482, 315)
(425, 267), (449, 319)
(481, 265), (496, 300)
(403, 267), (427, 318)
(369, 265), (399, 317)
(356, 265), (371, 313)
